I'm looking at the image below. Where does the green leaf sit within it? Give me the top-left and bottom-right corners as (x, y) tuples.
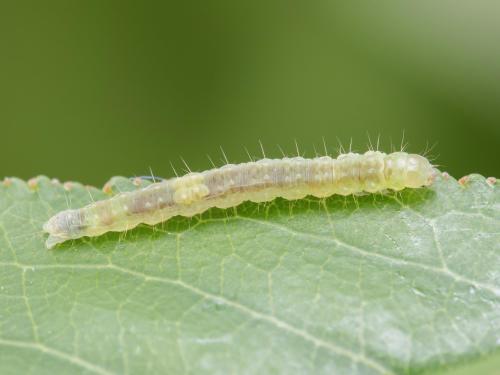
(0, 173), (498, 375)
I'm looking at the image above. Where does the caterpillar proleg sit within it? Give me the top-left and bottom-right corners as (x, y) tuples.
(43, 151), (435, 249)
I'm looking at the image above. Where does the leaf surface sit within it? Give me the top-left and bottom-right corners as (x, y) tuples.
(0, 174), (498, 375)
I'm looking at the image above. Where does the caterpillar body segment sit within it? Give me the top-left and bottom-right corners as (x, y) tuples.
(43, 151), (435, 249)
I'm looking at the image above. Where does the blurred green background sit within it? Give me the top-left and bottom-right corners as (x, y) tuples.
(1, 1), (499, 186)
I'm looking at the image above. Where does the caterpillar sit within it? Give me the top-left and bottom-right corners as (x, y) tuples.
(43, 151), (435, 249)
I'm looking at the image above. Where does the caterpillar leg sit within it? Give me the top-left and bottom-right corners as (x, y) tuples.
(45, 234), (69, 249)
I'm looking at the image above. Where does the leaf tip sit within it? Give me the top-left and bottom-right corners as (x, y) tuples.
(63, 182), (74, 191)
(440, 171), (451, 180)
(458, 175), (470, 186)
(27, 177), (40, 191)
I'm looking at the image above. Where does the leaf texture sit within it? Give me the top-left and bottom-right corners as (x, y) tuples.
(0, 173), (498, 375)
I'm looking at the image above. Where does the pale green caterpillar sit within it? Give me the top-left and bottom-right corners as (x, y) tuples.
(43, 151), (435, 249)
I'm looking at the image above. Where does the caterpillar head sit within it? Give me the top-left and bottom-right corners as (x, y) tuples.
(43, 209), (84, 249)
(384, 152), (435, 190)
